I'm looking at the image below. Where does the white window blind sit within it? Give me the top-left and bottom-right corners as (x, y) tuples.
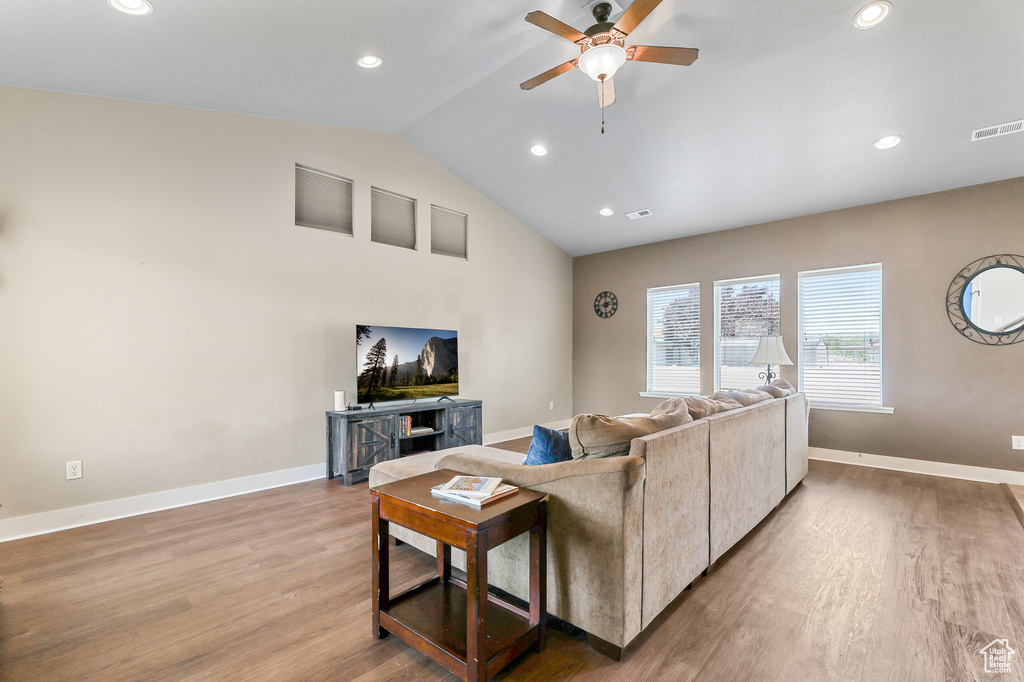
(371, 186), (416, 250)
(714, 275), (780, 390)
(294, 164), (353, 236)
(430, 205), (468, 259)
(647, 283), (700, 395)
(798, 264), (882, 406)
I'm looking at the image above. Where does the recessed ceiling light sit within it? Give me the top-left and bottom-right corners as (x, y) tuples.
(356, 55), (383, 69)
(530, 144), (548, 156)
(854, 1), (892, 29)
(599, 208), (614, 216)
(107, 0), (152, 15)
(873, 134), (902, 149)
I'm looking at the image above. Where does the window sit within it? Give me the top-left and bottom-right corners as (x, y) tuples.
(798, 264), (882, 406)
(294, 164), (353, 236)
(371, 186), (416, 250)
(647, 283), (700, 395)
(714, 275), (780, 390)
(430, 205), (468, 259)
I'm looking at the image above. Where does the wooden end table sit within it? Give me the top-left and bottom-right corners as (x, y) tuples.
(370, 469), (548, 682)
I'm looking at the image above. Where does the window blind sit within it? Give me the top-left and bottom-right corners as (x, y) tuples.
(294, 164), (353, 236)
(714, 275), (780, 390)
(430, 205), (468, 259)
(647, 283), (700, 395)
(371, 186), (416, 250)
(798, 264), (882, 406)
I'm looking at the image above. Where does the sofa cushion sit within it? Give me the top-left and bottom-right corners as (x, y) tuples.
(710, 389), (774, 407)
(568, 411), (691, 459)
(522, 425), (573, 465)
(679, 395), (743, 420)
(772, 378), (796, 393)
(650, 397), (689, 415)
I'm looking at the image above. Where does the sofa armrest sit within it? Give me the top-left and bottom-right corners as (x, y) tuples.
(434, 450), (645, 647)
(435, 452), (645, 488)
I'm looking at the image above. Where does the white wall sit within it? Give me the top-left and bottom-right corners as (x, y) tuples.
(0, 86), (573, 520)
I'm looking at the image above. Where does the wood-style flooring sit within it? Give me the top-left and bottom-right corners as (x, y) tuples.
(2, 456), (1023, 681)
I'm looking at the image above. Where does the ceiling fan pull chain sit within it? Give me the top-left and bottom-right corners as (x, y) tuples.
(600, 80), (606, 134)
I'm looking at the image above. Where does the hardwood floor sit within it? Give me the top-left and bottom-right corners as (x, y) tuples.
(2, 458), (1023, 681)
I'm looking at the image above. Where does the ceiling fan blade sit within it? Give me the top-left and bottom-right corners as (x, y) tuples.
(627, 45), (699, 66)
(612, 0), (664, 36)
(598, 78), (616, 108)
(520, 60), (578, 90)
(525, 11), (588, 44)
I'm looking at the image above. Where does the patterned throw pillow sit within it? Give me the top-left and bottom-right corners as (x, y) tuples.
(522, 425), (573, 465)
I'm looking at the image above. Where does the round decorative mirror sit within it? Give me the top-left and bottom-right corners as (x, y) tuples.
(947, 254), (1024, 345)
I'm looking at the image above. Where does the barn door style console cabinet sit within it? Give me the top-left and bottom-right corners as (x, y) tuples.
(326, 400), (483, 485)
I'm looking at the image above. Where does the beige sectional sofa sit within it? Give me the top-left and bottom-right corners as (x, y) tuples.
(368, 391), (809, 659)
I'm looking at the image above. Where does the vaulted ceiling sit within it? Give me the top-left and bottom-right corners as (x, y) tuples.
(2, 0), (1023, 255)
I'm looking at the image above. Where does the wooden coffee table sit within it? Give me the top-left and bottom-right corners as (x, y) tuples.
(370, 469), (548, 682)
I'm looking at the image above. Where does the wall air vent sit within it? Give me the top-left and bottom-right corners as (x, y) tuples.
(626, 208), (654, 220)
(971, 118), (1024, 141)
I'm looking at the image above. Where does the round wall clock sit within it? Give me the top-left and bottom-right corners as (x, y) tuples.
(594, 291), (618, 318)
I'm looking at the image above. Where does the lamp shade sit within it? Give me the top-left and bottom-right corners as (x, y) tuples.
(578, 43), (627, 82)
(749, 336), (794, 366)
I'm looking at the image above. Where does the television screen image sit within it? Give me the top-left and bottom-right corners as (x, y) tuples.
(356, 325), (458, 404)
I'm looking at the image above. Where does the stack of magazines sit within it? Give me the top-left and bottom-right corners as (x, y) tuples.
(431, 475), (518, 508)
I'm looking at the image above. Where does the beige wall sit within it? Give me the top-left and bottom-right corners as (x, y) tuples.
(574, 177), (1024, 473)
(0, 86), (573, 519)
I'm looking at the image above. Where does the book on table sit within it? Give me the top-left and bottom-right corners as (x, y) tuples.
(431, 482), (519, 508)
(436, 475), (502, 498)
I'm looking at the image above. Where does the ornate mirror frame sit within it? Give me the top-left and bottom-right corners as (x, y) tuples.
(946, 253), (1024, 346)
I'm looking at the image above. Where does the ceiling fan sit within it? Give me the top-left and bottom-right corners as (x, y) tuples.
(520, 0), (699, 110)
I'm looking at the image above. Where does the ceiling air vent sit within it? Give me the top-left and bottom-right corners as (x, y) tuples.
(626, 208), (654, 220)
(971, 118), (1024, 141)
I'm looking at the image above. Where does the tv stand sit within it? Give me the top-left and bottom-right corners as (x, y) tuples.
(326, 399), (483, 485)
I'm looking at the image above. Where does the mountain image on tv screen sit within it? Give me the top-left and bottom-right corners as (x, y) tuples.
(356, 325), (458, 404)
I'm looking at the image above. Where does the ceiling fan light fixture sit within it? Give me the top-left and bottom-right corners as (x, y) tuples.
(854, 1), (892, 29)
(107, 0), (152, 15)
(578, 43), (627, 82)
(873, 134), (902, 149)
(356, 55), (383, 69)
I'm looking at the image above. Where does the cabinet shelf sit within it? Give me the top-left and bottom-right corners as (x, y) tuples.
(400, 429), (443, 440)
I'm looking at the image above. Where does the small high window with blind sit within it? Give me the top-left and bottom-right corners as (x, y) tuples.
(294, 164), (353, 236)
(798, 264), (883, 406)
(371, 186), (416, 250)
(430, 205), (468, 259)
(714, 275), (781, 390)
(647, 283), (700, 395)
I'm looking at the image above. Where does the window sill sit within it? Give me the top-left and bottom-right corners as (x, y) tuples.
(640, 391), (699, 399)
(810, 403), (894, 415)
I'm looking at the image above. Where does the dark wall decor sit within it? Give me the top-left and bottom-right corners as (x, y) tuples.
(946, 254), (1024, 346)
(594, 291), (618, 318)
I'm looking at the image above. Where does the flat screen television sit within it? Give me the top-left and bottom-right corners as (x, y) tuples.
(356, 325), (459, 404)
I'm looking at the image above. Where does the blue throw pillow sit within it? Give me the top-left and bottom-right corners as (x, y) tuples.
(523, 425), (572, 465)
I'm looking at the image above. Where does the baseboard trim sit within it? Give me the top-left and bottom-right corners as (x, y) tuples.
(483, 419), (572, 446)
(0, 464), (324, 543)
(809, 447), (1024, 485)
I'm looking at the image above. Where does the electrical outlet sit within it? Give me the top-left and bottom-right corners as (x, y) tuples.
(549, 401), (555, 411)
(1013, 436), (1024, 450)
(66, 460), (82, 480)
